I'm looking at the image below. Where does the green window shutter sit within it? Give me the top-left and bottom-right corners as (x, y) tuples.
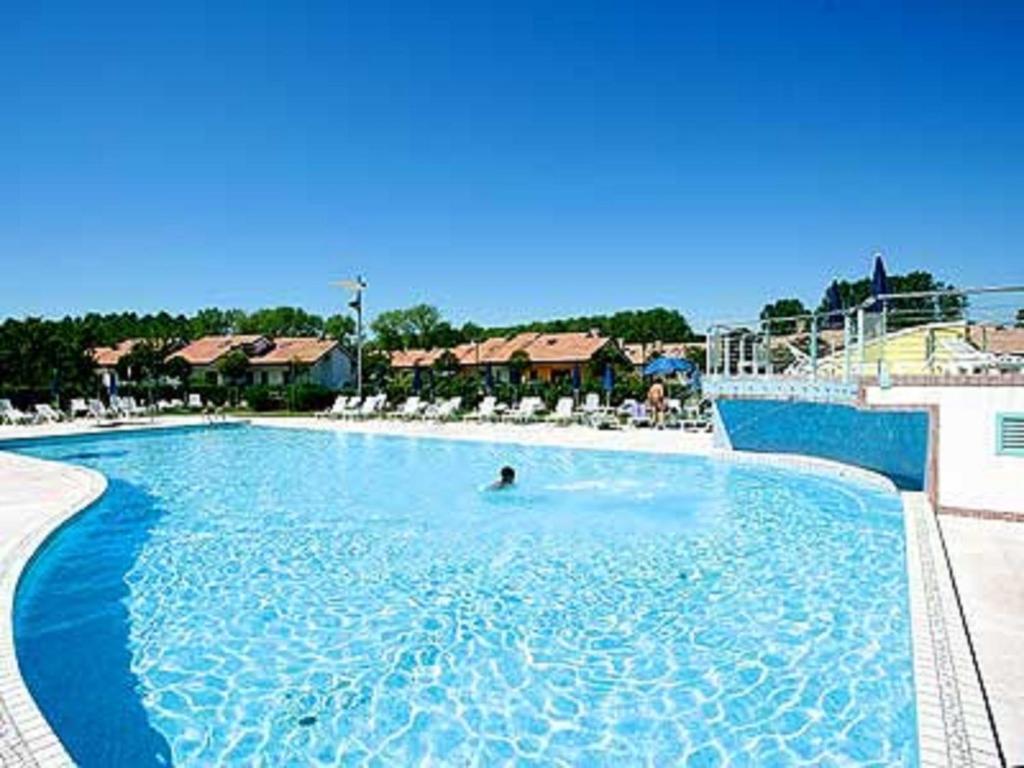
(996, 413), (1024, 456)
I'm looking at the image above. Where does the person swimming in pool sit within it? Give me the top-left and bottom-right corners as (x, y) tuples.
(489, 465), (516, 490)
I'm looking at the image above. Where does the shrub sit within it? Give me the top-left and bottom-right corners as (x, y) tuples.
(246, 386), (282, 412)
(287, 383), (335, 412)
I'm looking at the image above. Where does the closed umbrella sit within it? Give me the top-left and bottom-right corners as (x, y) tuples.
(870, 254), (888, 311)
(602, 363), (614, 406)
(411, 365), (422, 394)
(485, 364), (494, 393)
(825, 280), (843, 328)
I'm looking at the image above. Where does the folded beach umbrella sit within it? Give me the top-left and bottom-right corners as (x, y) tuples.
(602, 363), (614, 392)
(411, 365), (422, 394)
(870, 254), (888, 311)
(485, 364), (494, 393)
(643, 357), (695, 377)
(571, 364), (581, 391)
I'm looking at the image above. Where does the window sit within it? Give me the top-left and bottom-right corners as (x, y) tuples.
(996, 413), (1024, 456)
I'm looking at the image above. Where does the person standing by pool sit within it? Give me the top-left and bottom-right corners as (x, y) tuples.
(647, 377), (667, 428)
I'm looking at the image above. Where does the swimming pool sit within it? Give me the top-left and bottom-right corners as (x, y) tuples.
(12, 426), (917, 765)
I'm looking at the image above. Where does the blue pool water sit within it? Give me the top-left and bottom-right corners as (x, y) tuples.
(11, 426), (917, 766)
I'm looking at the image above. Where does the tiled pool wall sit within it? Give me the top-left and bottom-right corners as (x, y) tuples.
(715, 398), (930, 491)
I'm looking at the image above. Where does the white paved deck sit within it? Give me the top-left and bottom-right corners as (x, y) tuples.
(0, 415), (1016, 765)
(940, 515), (1024, 766)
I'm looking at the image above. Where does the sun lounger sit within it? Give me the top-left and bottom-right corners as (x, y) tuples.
(389, 396), (423, 420)
(34, 403), (64, 423)
(352, 394), (386, 419)
(682, 399), (712, 432)
(88, 399), (110, 420)
(69, 398), (90, 419)
(318, 395), (348, 419)
(422, 396), (461, 421)
(546, 397), (576, 425)
(187, 393), (203, 410)
(0, 399), (33, 425)
(503, 397), (544, 423)
(462, 396), (497, 422)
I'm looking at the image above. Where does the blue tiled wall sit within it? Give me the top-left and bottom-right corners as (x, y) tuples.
(715, 399), (930, 490)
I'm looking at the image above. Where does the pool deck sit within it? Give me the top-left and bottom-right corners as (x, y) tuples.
(0, 415), (1018, 765)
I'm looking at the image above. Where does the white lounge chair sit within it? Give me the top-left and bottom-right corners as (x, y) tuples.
(546, 397), (576, 425)
(353, 394), (386, 419)
(463, 396), (497, 422)
(0, 399), (33, 425)
(88, 399), (110, 419)
(109, 396), (129, 417)
(389, 396), (423, 420)
(422, 396), (461, 421)
(318, 395), (348, 419)
(69, 398), (90, 419)
(34, 403), (64, 423)
(126, 396), (148, 416)
(504, 397), (543, 423)
(187, 393), (203, 410)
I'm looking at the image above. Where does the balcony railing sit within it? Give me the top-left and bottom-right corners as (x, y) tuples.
(706, 285), (1024, 387)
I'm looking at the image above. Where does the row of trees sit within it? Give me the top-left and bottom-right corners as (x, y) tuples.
(759, 270), (966, 334)
(369, 305), (699, 351)
(0, 304), (698, 403)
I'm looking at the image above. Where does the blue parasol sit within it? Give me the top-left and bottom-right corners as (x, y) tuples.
(411, 365), (422, 394)
(825, 280), (843, 328)
(485, 364), (494, 393)
(571, 364), (581, 391)
(870, 254), (888, 311)
(643, 357), (695, 377)
(108, 374), (118, 400)
(602, 363), (614, 392)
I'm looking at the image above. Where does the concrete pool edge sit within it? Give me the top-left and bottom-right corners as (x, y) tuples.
(0, 417), (1004, 766)
(0, 451), (107, 767)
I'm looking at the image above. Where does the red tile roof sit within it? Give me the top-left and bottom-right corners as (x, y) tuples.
(168, 335), (267, 365)
(522, 332), (609, 363)
(968, 325), (1024, 356)
(92, 339), (142, 367)
(247, 337), (338, 366)
(390, 331), (610, 368)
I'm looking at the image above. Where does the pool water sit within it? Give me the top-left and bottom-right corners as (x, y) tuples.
(12, 426), (917, 766)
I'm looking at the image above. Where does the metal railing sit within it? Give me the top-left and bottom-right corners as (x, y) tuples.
(705, 285), (1024, 394)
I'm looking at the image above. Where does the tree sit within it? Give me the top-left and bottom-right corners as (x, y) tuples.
(216, 350), (250, 386)
(240, 306), (324, 337)
(507, 350), (531, 385)
(163, 355), (192, 388)
(324, 314), (356, 350)
(760, 298), (808, 335)
(814, 270), (963, 329)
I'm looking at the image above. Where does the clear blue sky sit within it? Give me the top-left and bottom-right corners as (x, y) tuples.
(3, 1), (1022, 329)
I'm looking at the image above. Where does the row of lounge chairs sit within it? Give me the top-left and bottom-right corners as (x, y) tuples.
(317, 393), (712, 431)
(0, 396), (155, 425)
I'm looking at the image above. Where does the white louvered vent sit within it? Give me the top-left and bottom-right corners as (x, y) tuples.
(997, 414), (1024, 455)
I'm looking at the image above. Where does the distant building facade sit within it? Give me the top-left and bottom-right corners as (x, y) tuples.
(167, 335), (352, 389)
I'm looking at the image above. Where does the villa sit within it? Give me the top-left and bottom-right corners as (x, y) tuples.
(92, 338), (146, 390)
(390, 330), (615, 383)
(168, 334), (352, 389)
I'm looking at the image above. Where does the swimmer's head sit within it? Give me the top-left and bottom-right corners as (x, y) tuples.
(499, 466), (516, 485)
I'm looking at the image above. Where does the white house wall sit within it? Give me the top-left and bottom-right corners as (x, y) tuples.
(865, 384), (1024, 515)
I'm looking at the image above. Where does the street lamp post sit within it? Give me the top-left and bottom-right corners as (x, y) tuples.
(332, 275), (367, 400)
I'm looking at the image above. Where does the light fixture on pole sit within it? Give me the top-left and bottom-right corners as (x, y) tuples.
(332, 276), (367, 400)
